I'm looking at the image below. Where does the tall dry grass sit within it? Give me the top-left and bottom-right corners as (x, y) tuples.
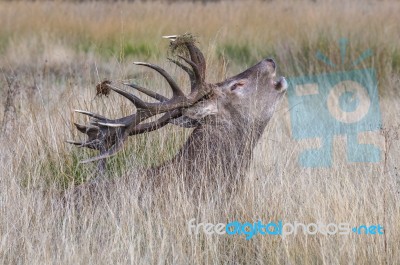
(0, 0), (399, 264)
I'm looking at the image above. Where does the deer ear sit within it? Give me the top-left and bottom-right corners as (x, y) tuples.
(182, 100), (218, 120)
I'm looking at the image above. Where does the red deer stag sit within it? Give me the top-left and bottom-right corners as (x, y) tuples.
(68, 35), (287, 191)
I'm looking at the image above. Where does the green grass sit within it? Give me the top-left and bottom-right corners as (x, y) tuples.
(392, 48), (400, 73)
(217, 43), (254, 66)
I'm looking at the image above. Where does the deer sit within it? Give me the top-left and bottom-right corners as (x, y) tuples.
(67, 35), (287, 196)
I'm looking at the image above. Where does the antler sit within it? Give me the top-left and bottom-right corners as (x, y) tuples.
(68, 35), (211, 167)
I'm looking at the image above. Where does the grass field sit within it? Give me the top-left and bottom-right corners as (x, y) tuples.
(0, 0), (399, 264)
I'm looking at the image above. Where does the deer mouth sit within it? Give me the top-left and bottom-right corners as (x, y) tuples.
(274, 76), (288, 92)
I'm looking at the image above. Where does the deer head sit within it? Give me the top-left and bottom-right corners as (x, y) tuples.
(68, 35), (287, 174)
(182, 58), (287, 130)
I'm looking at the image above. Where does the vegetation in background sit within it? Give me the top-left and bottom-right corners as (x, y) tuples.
(0, 0), (399, 264)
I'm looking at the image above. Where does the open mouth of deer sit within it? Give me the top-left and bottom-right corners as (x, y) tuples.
(67, 35), (287, 171)
(274, 76), (288, 92)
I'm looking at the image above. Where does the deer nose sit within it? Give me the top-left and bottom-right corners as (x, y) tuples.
(265, 58), (276, 70)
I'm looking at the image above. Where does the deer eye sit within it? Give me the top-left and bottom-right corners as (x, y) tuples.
(230, 80), (246, 91)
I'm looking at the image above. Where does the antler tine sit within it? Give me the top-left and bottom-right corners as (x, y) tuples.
(74, 110), (106, 120)
(133, 62), (185, 97)
(109, 82), (206, 114)
(97, 82), (189, 115)
(73, 123), (99, 134)
(129, 109), (181, 135)
(167, 58), (195, 78)
(167, 58), (198, 92)
(66, 140), (84, 146)
(96, 122), (126, 128)
(123, 82), (168, 102)
(80, 132), (127, 163)
(177, 55), (202, 88)
(108, 85), (151, 109)
(66, 139), (103, 150)
(76, 109), (182, 163)
(100, 84), (191, 114)
(73, 123), (101, 143)
(184, 41), (206, 82)
(165, 35), (206, 92)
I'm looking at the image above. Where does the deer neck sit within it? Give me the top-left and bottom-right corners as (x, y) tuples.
(167, 119), (267, 180)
